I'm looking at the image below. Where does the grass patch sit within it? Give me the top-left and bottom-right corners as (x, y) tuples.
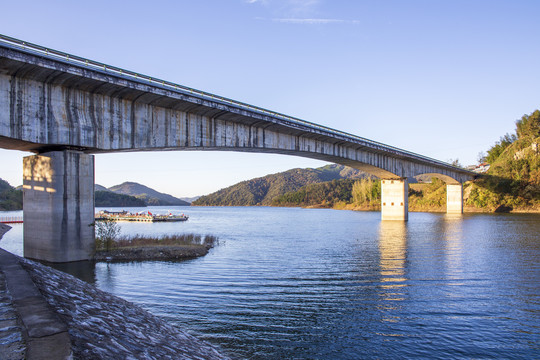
(96, 233), (219, 251)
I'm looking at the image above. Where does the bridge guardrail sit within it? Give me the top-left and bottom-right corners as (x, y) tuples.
(0, 216), (23, 224)
(0, 34), (469, 173)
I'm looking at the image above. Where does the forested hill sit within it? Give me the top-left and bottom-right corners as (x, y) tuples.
(466, 109), (540, 211)
(0, 180), (188, 209)
(109, 182), (190, 206)
(0, 179), (22, 211)
(193, 164), (369, 206)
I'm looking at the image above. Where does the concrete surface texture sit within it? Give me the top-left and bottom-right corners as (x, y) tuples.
(447, 184), (464, 214)
(0, 37), (472, 261)
(0, 269), (26, 359)
(0, 42), (474, 184)
(381, 179), (409, 221)
(0, 248), (230, 359)
(23, 150), (95, 263)
(0, 248), (72, 359)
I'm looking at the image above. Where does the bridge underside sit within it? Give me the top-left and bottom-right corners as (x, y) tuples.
(19, 148), (467, 262)
(0, 44), (475, 262)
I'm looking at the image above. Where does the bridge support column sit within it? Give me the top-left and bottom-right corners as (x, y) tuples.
(446, 184), (463, 214)
(381, 178), (408, 221)
(23, 150), (95, 263)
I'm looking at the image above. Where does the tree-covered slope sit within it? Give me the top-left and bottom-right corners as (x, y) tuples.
(466, 109), (540, 211)
(0, 179), (22, 211)
(193, 164), (368, 206)
(272, 179), (357, 207)
(95, 191), (147, 207)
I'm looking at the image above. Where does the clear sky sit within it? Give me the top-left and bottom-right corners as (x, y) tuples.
(1, 0), (540, 197)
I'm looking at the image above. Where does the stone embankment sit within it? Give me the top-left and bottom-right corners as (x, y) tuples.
(0, 246), (230, 359)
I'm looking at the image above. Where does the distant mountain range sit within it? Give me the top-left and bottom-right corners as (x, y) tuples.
(179, 196), (201, 203)
(193, 164), (369, 206)
(2, 165), (367, 210)
(98, 182), (190, 206)
(0, 178), (191, 210)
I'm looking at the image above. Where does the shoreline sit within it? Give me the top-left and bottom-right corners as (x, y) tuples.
(0, 248), (230, 359)
(94, 244), (212, 262)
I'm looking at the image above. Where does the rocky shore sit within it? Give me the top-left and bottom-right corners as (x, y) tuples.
(0, 248), (230, 359)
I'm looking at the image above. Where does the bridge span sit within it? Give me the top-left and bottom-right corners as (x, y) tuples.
(0, 35), (475, 262)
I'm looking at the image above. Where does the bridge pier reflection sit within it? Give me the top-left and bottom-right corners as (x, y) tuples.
(23, 150), (95, 263)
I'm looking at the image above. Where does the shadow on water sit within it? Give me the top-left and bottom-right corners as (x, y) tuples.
(45, 260), (97, 285)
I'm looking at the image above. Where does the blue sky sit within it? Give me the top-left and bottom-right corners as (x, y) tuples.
(1, 0), (540, 197)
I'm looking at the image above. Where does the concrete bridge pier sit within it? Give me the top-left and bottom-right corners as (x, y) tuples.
(381, 178), (409, 221)
(446, 184), (463, 214)
(23, 150), (95, 263)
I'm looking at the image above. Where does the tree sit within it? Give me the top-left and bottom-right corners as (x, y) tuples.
(486, 133), (517, 163)
(516, 110), (540, 139)
(95, 220), (121, 251)
(477, 151), (487, 164)
(352, 178), (380, 205)
(448, 159), (463, 168)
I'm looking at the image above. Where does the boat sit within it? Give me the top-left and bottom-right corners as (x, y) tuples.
(95, 210), (189, 222)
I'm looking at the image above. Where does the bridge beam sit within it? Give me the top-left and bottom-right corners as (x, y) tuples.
(446, 184), (463, 214)
(23, 151), (95, 263)
(381, 178), (409, 221)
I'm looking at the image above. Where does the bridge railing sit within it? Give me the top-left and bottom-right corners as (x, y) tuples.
(0, 34), (467, 172)
(0, 216), (23, 224)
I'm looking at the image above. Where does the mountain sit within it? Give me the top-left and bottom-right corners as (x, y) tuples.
(95, 191), (146, 207)
(0, 178), (185, 209)
(193, 164), (369, 206)
(466, 109), (540, 211)
(0, 179), (23, 211)
(95, 184), (110, 192)
(109, 182), (190, 206)
(180, 196), (200, 204)
(272, 178), (358, 207)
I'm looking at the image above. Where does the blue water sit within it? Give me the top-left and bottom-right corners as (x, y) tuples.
(2, 207), (540, 359)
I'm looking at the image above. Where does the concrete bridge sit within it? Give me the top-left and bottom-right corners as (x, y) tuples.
(0, 35), (475, 262)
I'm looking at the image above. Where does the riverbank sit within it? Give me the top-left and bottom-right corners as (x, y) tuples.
(95, 233), (218, 262)
(0, 248), (230, 359)
(94, 244), (211, 262)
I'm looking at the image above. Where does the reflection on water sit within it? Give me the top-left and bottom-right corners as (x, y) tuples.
(47, 260), (97, 284)
(1, 208), (540, 359)
(441, 214), (464, 280)
(378, 221), (408, 302)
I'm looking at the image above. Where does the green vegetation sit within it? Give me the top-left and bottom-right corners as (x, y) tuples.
(95, 190), (146, 207)
(95, 230), (218, 251)
(466, 109), (540, 211)
(194, 164), (368, 206)
(0, 179), (22, 211)
(409, 178), (447, 212)
(0, 180), (176, 209)
(272, 179), (356, 207)
(351, 178), (381, 208)
(271, 109), (540, 213)
(109, 233), (218, 250)
(238, 108), (539, 213)
(95, 219), (122, 252)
